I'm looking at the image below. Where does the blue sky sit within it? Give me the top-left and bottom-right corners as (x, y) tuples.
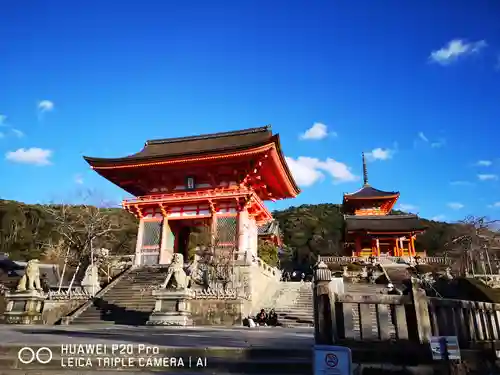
(1, 0), (499, 222)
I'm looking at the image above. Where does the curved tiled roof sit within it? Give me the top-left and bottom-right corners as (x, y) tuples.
(258, 220), (281, 236)
(344, 214), (427, 232)
(84, 126), (273, 164)
(344, 185), (399, 199)
(83, 125), (300, 199)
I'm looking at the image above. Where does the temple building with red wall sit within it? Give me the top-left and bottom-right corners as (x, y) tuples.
(84, 126), (299, 266)
(343, 153), (427, 257)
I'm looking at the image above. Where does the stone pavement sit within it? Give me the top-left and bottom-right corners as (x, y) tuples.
(0, 325), (314, 348)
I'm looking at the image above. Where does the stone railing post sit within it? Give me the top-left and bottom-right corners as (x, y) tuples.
(406, 277), (432, 343)
(313, 261), (336, 345)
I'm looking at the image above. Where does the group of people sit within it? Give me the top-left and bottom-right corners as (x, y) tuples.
(281, 271), (306, 282)
(247, 308), (280, 327)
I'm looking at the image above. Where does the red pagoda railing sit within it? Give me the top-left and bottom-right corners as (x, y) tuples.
(122, 186), (254, 205)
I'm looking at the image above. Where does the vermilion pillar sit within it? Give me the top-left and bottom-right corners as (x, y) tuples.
(352, 237), (360, 256)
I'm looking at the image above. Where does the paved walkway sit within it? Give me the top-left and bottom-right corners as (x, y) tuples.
(0, 325), (314, 348)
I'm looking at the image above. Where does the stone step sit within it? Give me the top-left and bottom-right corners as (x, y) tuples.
(278, 313), (313, 319)
(282, 322), (314, 328)
(276, 308), (312, 312)
(68, 267), (171, 324)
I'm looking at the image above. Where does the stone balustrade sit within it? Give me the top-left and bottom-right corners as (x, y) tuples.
(418, 256), (453, 265)
(47, 288), (92, 301)
(319, 255), (453, 266)
(255, 256), (281, 280)
(194, 288), (239, 300)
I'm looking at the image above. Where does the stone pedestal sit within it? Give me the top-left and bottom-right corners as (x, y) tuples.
(3, 290), (45, 324)
(146, 288), (195, 326)
(81, 264), (101, 296)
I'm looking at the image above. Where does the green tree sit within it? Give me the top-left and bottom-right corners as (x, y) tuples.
(257, 240), (279, 267)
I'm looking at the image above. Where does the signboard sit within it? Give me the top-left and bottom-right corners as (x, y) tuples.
(313, 345), (352, 375)
(430, 336), (461, 361)
(186, 176), (195, 191)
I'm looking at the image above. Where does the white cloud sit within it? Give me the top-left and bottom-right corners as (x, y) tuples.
(429, 39), (487, 65)
(478, 174), (498, 181)
(285, 156), (357, 187)
(74, 174), (84, 185)
(488, 202), (500, 209)
(299, 122), (333, 140)
(318, 158), (358, 184)
(418, 132), (428, 142)
(11, 129), (24, 138)
(431, 215), (446, 221)
(415, 132), (446, 149)
(447, 202), (464, 210)
(450, 180), (474, 186)
(398, 204), (418, 212)
(285, 157), (324, 186)
(430, 139), (446, 148)
(38, 100), (54, 113)
(365, 147), (395, 161)
(475, 160), (492, 167)
(5, 147), (53, 166)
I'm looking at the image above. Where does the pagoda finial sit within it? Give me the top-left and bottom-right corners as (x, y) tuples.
(362, 152), (369, 186)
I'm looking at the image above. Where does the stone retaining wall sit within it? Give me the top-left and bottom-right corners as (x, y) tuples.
(191, 299), (243, 326)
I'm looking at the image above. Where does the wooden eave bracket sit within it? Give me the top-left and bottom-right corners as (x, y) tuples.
(134, 205), (143, 218)
(158, 203), (168, 217)
(208, 200), (216, 214)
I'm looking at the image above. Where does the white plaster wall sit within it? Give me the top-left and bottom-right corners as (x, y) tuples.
(159, 219), (174, 264)
(237, 210), (249, 255)
(236, 257), (282, 316)
(134, 219), (145, 266)
(247, 217), (258, 259)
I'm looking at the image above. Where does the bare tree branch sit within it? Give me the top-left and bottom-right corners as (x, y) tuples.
(446, 215), (500, 276)
(41, 191), (122, 268)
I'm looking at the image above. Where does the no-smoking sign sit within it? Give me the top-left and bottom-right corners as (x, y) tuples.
(314, 345), (351, 375)
(325, 353), (338, 368)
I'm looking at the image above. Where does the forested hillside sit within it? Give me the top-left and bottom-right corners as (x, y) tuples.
(0, 199), (138, 262)
(0, 200), (459, 266)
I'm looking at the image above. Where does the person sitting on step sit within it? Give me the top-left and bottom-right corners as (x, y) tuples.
(256, 309), (267, 326)
(267, 309), (280, 326)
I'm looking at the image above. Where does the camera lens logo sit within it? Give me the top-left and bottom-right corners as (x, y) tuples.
(18, 347), (53, 365)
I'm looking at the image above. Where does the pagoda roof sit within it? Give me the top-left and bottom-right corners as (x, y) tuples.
(343, 152), (399, 201)
(258, 220), (281, 236)
(344, 185), (399, 200)
(84, 126), (275, 165)
(344, 214), (427, 233)
(83, 125), (300, 199)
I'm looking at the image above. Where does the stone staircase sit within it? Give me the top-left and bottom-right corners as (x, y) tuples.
(69, 266), (168, 325)
(256, 282), (313, 328)
(258, 281), (394, 329)
(274, 282), (314, 328)
(382, 265), (411, 287)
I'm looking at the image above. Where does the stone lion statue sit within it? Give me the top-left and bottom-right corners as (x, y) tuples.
(16, 259), (42, 292)
(161, 253), (190, 290)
